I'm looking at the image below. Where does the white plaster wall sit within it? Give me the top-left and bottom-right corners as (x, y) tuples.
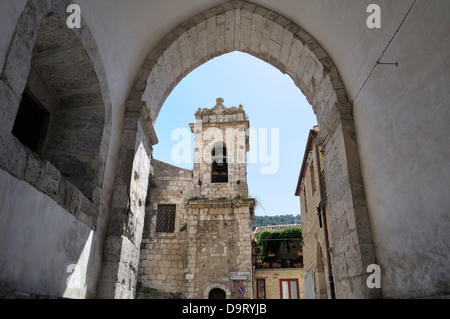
(0, 169), (96, 298)
(255, 0), (416, 101)
(352, 0), (450, 298)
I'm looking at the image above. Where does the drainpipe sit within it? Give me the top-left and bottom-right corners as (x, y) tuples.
(315, 142), (336, 299)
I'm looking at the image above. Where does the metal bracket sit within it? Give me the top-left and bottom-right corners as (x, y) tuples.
(376, 60), (398, 67)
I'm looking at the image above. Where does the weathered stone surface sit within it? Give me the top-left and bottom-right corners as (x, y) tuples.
(0, 9), (111, 231)
(98, 100), (155, 298)
(130, 1), (345, 138)
(24, 152), (44, 187)
(0, 0), (447, 301)
(0, 81), (20, 139)
(41, 161), (60, 200)
(138, 100), (254, 298)
(2, 35), (32, 97)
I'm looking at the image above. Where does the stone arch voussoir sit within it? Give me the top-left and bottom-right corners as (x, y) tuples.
(204, 282), (232, 299)
(129, 0), (347, 129)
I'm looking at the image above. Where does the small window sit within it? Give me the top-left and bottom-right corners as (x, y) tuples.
(211, 145), (228, 183)
(12, 91), (49, 155)
(280, 279), (299, 299)
(155, 204), (176, 233)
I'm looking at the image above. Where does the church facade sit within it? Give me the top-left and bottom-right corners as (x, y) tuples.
(139, 98), (255, 298)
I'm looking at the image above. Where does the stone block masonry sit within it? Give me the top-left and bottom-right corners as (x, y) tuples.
(139, 159), (255, 298)
(185, 199), (255, 299)
(138, 99), (255, 299)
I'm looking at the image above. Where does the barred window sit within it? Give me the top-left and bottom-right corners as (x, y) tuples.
(256, 279), (266, 299)
(155, 204), (176, 233)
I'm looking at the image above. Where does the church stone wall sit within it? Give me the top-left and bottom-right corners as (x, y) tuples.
(138, 100), (255, 299)
(185, 201), (254, 299)
(139, 159), (255, 299)
(139, 160), (192, 296)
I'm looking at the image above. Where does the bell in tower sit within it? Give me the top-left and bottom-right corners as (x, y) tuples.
(189, 98), (250, 199)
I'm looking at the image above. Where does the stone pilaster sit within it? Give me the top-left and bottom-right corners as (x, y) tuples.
(98, 101), (158, 299)
(318, 104), (380, 299)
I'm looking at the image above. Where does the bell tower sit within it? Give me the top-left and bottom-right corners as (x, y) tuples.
(189, 97), (250, 199)
(185, 98), (255, 298)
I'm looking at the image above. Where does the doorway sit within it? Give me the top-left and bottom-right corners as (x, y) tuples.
(209, 288), (226, 299)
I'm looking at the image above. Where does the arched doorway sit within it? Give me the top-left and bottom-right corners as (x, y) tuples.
(209, 288), (226, 299)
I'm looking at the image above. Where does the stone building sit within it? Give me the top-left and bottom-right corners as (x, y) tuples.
(252, 225), (305, 299)
(295, 126), (335, 299)
(253, 268), (305, 299)
(0, 0), (448, 299)
(139, 98), (255, 299)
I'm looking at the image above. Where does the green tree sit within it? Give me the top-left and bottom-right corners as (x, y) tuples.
(251, 214), (301, 231)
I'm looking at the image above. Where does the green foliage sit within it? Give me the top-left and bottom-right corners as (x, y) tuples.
(256, 227), (303, 262)
(251, 214), (301, 231)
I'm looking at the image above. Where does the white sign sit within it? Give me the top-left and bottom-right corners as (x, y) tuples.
(230, 272), (251, 281)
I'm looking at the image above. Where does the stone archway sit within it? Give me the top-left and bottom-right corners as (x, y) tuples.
(204, 282), (231, 299)
(0, 0), (112, 230)
(0, 0), (113, 298)
(109, 0), (380, 299)
(129, 1), (347, 128)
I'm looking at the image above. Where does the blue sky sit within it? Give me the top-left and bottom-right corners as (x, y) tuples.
(153, 52), (317, 217)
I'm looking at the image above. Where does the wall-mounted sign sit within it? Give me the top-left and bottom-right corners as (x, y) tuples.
(230, 272), (251, 281)
(237, 284), (245, 297)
